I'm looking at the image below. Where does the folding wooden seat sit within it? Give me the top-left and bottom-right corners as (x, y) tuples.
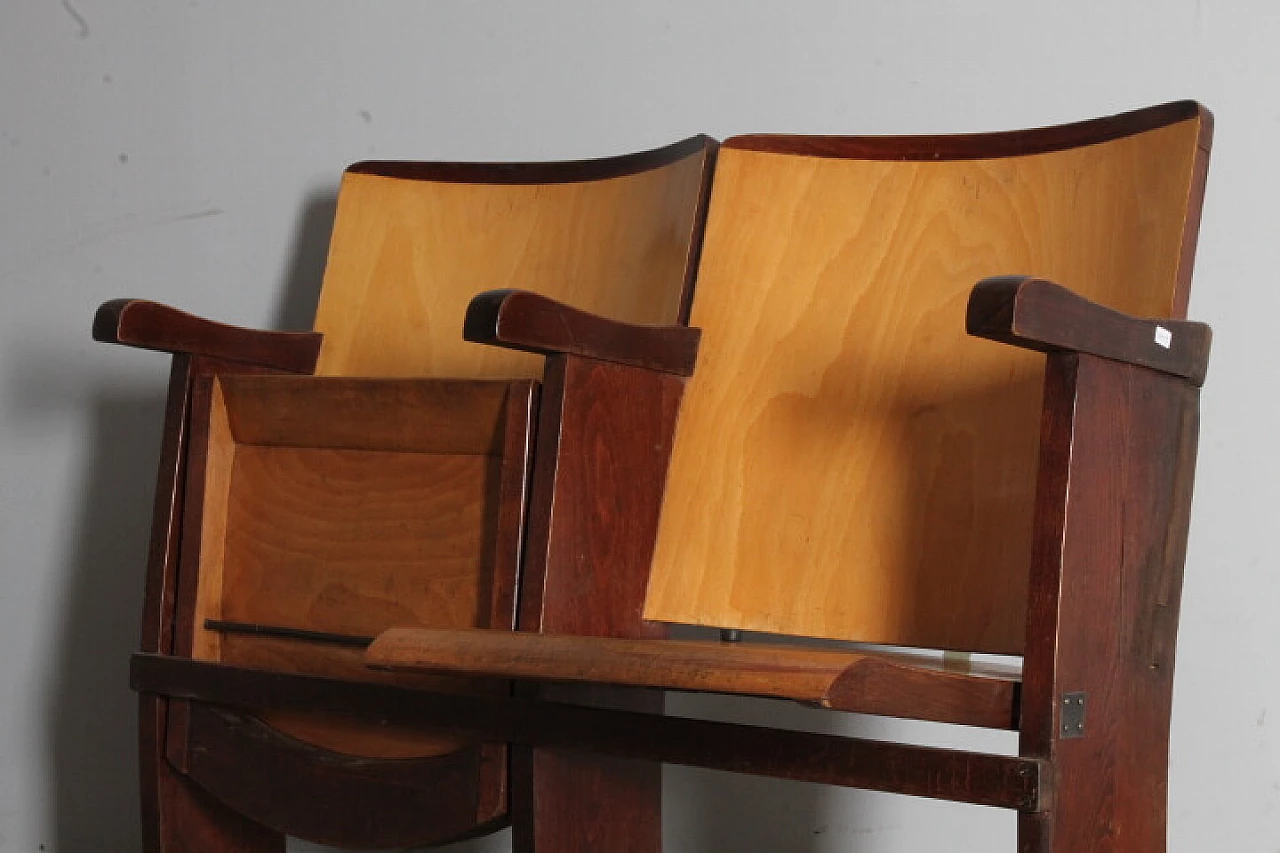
(96, 137), (715, 851)
(350, 102), (1212, 851)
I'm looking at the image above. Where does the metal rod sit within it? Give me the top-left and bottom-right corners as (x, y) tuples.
(203, 619), (374, 648)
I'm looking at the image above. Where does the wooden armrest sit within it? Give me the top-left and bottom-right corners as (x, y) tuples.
(463, 289), (701, 376)
(367, 627), (1020, 729)
(93, 298), (322, 373)
(966, 276), (1211, 385)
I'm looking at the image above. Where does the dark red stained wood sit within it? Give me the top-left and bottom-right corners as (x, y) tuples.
(142, 697), (284, 853)
(967, 277), (1212, 385)
(510, 352), (688, 852)
(94, 299), (322, 373)
(134, 354), (290, 853)
(348, 135), (716, 185)
(519, 355), (686, 640)
(464, 290), (701, 377)
(166, 701), (505, 849)
(727, 101), (1208, 161)
(131, 655), (1045, 812)
(1017, 353), (1203, 852)
(824, 652), (1020, 728)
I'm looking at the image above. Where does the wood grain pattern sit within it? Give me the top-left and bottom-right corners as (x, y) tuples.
(509, 354), (684, 853)
(646, 113), (1206, 654)
(1016, 354), (1203, 851)
(215, 374), (514, 454)
(94, 299), (321, 374)
(133, 654), (1045, 812)
(312, 142), (714, 378)
(967, 276), (1211, 385)
(178, 375), (534, 758)
(367, 627), (1019, 728)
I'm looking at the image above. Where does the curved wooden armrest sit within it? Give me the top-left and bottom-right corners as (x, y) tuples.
(463, 289), (701, 376)
(966, 276), (1211, 385)
(93, 299), (323, 373)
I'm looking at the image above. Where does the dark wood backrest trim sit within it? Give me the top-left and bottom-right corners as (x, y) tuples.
(725, 101), (1209, 161)
(347, 135), (716, 185)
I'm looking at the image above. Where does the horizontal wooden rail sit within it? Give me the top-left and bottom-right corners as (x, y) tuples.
(131, 654), (1045, 812)
(368, 628), (1020, 729)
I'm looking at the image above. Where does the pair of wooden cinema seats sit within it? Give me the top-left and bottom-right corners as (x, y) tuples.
(100, 100), (1213, 852)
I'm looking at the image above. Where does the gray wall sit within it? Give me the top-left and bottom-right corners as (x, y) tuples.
(1, 1), (1275, 850)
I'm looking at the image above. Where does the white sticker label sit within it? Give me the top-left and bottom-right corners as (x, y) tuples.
(1154, 326), (1172, 349)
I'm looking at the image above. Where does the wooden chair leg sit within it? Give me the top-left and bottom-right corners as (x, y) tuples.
(513, 747), (662, 853)
(141, 696), (283, 853)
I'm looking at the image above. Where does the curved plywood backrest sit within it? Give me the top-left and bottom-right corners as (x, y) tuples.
(312, 137), (716, 378)
(645, 103), (1211, 654)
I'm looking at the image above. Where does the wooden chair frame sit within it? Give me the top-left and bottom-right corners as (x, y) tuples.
(117, 103), (1211, 853)
(96, 137), (716, 852)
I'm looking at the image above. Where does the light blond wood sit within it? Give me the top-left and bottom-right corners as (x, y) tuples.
(190, 380), (233, 662)
(312, 156), (707, 378)
(645, 119), (1204, 653)
(367, 628), (1020, 728)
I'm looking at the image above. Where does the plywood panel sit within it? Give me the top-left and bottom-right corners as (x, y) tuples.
(646, 118), (1204, 653)
(312, 152), (708, 378)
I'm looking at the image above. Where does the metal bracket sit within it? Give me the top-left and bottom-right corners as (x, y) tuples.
(1060, 691), (1087, 738)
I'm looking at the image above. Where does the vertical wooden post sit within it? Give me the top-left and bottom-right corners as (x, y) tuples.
(138, 355), (282, 853)
(513, 354), (685, 853)
(1019, 353), (1201, 852)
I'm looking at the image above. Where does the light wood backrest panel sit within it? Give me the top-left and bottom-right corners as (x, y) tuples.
(646, 108), (1208, 654)
(312, 140), (713, 378)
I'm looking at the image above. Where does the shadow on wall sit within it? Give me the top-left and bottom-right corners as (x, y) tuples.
(40, 186), (336, 852)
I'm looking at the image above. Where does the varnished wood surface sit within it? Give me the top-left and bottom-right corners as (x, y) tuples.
(508, 354), (684, 853)
(464, 289), (702, 376)
(214, 374), (515, 454)
(94, 299), (322, 373)
(646, 110), (1207, 654)
(312, 139), (714, 378)
(178, 375), (534, 758)
(133, 654), (1045, 812)
(967, 277), (1211, 385)
(349, 134), (714, 185)
(729, 100), (1209, 163)
(1017, 354), (1203, 851)
(169, 702), (506, 848)
(368, 628), (1019, 728)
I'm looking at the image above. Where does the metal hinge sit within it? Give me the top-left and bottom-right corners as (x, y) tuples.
(1060, 692), (1087, 739)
